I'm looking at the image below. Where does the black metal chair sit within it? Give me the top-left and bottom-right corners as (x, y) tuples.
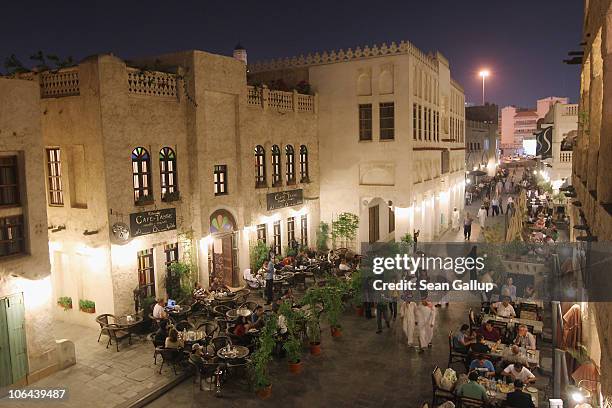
(196, 321), (220, 340)
(95, 314), (114, 342)
(241, 301), (259, 312)
(156, 347), (185, 375)
(149, 333), (165, 364)
(106, 324), (132, 352)
(211, 336), (232, 353)
(212, 305), (232, 317)
(431, 366), (455, 407)
(175, 320), (195, 332)
(458, 396), (486, 407)
(448, 331), (468, 369)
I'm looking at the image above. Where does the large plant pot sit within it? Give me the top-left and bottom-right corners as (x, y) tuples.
(330, 326), (342, 337)
(355, 306), (364, 317)
(309, 342), (321, 356)
(256, 384), (272, 399)
(288, 360), (303, 374)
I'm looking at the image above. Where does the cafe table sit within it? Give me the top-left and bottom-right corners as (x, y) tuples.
(482, 313), (543, 334)
(226, 307), (252, 319)
(479, 379), (539, 407)
(167, 305), (191, 320)
(177, 330), (207, 345)
(217, 345), (250, 360)
(482, 340), (540, 367)
(114, 314), (144, 330)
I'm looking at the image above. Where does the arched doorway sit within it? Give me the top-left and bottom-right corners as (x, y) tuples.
(208, 209), (238, 287)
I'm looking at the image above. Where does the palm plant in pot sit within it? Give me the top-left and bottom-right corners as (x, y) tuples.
(349, 270), (364, 316)
(301, 287), (323, 355)
(279, 302), (304, 373)
(321, 284), (344, 337)
(250, 316), (277, 399)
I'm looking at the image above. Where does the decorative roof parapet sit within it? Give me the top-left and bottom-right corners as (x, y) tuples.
(249, 40), (440, 73)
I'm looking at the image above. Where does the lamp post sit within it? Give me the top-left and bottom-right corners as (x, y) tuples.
(479, 70), (490, 105)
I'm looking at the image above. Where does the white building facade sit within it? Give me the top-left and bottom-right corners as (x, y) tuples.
(250, 41), (466, 244)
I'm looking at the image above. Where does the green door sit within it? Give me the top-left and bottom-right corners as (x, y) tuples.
(0, 297), (12, 387)
(0, 293), (28, 386)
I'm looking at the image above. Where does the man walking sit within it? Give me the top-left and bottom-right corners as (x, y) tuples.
(464, 212), (473, 240)
(491, 196), (500, 216)
(415, 299), (436, 352)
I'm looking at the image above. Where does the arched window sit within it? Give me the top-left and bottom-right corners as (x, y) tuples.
(299, 145), (309, 183)
(271, 145), (281, 186)
(285, 145), (295, 184)
(132, 147), (152, 203)
(159, 147), (178, 201)
(255, 145), (266, 188)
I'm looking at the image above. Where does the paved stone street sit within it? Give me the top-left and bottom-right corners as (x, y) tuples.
(1, 321), (178, 408)
(146, 301), (476, 408)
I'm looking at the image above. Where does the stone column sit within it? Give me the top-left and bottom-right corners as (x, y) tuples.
(587, 32), (603, 196)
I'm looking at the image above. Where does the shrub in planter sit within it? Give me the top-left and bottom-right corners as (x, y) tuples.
(250, 316), (277, 398)
(284, 335), (303, 374)
(321, 282), (345, 336)
(57, 296), (72, 310)
(79, 299), (96, 313)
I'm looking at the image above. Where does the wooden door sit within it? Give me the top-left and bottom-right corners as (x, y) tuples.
(0, 293), (28, 387)
(0, 297), (12, 387)
(369, 205), (380, 243)
(221, 235), (233, 286)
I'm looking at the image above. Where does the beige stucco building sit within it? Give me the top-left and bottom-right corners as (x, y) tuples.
(1, 51), (318, 332)
(249, 41), (466, 243)
(539, 102), (577, 188)
(0, 78), (65, 388)
(465, 120), (498, 176)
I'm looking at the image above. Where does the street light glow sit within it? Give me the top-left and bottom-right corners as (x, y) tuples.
(479, 70), (490, 78)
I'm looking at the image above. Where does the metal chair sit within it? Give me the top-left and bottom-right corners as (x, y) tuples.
(212, 305), (232, 317)
(448, 331), (467, 369)
(458, 396), (486, 407)
(241, 301), (259, 312)
(156, 347), (185, 375)
(175, 320), (195, 332)
(95, 314), (115, 342)
(106, 324), (132, 352)
(196, 321), (220, 340)
(211, 336), (232, 353)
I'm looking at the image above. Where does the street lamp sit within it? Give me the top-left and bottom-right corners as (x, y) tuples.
(479, 70), (490, 105)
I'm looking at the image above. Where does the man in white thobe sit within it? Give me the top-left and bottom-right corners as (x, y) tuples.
(477, 206), (487, 228)
(399, 300), (416, 347)
(451, 208), (460, 231)
(415, 300), (436, 351)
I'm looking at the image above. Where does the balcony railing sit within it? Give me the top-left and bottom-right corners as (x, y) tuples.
(560, 151), (572, 163)
(40, 69), (80, 98)
(246, 86), (315, 113)
(127, 68), (178, 99)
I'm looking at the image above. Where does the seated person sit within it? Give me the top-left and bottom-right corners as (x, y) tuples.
(281, 288), (294, 302)
(192, 282), (209, 299)
(277, 313), (288, 338)
(505, 379), (535, 408)
(250, 305), (265, 329)
(492, 297), (516, 318)
(243, 268), (261, 288)
(523, 285), (536, 299)
(164, 328), (184, 349)
(502, 362), (536, 384)
(453, 324), (474, 353)
(338, 259), (352, 272)
(469, 356), (495, 378)
(153, 319), (169, 347)
(514, 325), (536, 350)
(478, 321), (501, 342)
(210, 277), (230, 294)
(189, 343), (206, 368)
(501, 345), (529, 365)
(231, 317), (251, 345)
(500, 277), (517, 301)
(468, 334), (492, 354)
(152, 299), (168, 320)
(455, 371), (488, 402)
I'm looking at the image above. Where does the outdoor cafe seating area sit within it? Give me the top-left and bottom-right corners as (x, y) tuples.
(93, 247), (361, 397)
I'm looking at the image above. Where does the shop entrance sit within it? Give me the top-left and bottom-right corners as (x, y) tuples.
(209, 209), (239, 287)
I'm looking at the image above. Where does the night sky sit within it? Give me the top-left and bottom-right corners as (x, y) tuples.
(1, 0), (583, 108)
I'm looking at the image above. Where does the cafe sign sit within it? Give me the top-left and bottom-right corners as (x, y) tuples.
(266, 189), (304, 211)
(129, 208), (177, 237)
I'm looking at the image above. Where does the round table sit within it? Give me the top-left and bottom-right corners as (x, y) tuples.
(114, 315), (143, 329)
(226, 308), (252, 319)
(167, 305), (191, 320)
(217, 345), (249, 360)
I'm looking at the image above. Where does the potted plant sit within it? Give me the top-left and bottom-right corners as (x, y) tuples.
(279, 302), (304, 373)
(135, 194), (154, 206)
(79, 299), (96, 313)
(349, 270), (364, 316)
(322, 283), (344, 337)
(316, 222), (330, 252)
(161, 190), (180, 202)
(250, 240), (270, 272)
(301, 287), (323, 355)
(57, 296), (72, 310)
(250, 316), (277, 399)
(331, 212), (359, 249)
